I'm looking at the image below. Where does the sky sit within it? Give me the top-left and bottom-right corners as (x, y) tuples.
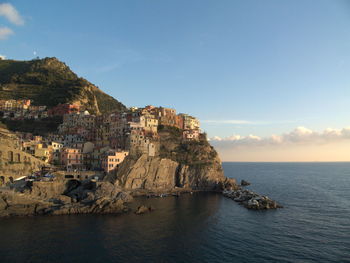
(1, 0), (350, 161)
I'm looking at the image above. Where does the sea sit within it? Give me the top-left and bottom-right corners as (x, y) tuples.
(0, 162), (349, 263)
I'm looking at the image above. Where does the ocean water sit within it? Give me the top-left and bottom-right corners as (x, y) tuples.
(0, 162), (349, 263)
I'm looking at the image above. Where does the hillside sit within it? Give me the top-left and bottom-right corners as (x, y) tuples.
(0, 57), (126, 114)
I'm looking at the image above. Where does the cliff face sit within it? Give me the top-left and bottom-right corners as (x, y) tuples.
(0, 57), (126, 114)
(113, 154), (228, 191)
(110, 128), (236, 192)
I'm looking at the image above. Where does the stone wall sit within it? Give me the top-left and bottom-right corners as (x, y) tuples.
(0, 128), (46, 183)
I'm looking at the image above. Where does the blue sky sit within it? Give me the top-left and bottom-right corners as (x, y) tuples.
(1, 0), (350, 143)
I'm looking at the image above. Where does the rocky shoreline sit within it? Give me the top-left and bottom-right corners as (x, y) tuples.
(0, 178), (231, 218)
(0, 183), (133, 217)
(0, 172), (281, 217)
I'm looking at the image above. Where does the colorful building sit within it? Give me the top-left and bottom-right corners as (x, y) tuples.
(179, 114), (200, 130)
(60, 147), (84, 171)
(101, 150), (129, 172)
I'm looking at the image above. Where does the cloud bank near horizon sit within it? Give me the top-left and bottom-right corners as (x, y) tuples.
(210, 126), (350, 146)
(202, 119), (253, 124)
(210, 126), (350, 162)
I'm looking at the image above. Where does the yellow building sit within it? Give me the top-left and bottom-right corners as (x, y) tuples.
(34, 147), (50, 163)
(180, 114), (200, 130)
(143, 114), (158, 133)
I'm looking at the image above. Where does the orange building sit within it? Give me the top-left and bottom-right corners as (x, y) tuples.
(101, 150), (129, 172)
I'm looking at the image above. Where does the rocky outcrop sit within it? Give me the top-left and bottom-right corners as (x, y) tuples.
(223, 188), (283, 210)
(108, 128), (239, 193)
(31, 181), (67, 199)
(135, 205), (154, 215)
(111, 153), (234, 192)
(240, 180), (251, 186)
(0, 180), (133, 217)
(114, 155), (179, 190)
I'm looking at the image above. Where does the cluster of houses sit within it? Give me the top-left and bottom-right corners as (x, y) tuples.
(0, 99), (81, 119)
(12, 102), (201, 173)
(0, 99), (48, 119)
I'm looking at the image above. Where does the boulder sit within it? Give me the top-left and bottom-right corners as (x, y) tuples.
(58, 195), (71, 204)
(0, 197), (8, 210)
(31, 181), (66, 199)
(63, 179), (81, 195)
(116, 191), (133, 203)
(94, 181), (121, 199)
(222, 178), (238, 190)
(246, 199), (259, 209)
(135, 205), (153, 215)
(241, 180), (251, 186)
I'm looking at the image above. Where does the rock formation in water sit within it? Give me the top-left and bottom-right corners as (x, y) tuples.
(223, 188), (283, 210)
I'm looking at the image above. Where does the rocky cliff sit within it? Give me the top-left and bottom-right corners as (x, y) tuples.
(109, 127), (236, 192)
(112, 154), (234, 192)
(0, 57), (126, 114)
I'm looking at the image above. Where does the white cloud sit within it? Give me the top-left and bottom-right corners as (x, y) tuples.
(0, 3), (24, 25)
(0, 26), (13, 40)
(201, 120), (253, 124)
(0, 54), (6, 60)
(209, 136), (223, 141)
(201, 119), (298, 126)
(210, 126), (350, 148)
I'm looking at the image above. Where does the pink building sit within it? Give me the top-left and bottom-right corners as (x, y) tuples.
(60, 148), (84, 171)
(101, 150), (129, 173)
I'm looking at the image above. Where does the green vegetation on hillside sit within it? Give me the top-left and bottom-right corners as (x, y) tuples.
(0, 57), (126, 114)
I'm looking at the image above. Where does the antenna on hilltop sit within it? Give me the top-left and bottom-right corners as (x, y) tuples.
(33, 51), (39, 60)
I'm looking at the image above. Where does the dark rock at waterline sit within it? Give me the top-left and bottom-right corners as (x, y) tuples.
(135, 205), (154, 215)
(0, 187), (132, 217)
(240, 180), (251, 186)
